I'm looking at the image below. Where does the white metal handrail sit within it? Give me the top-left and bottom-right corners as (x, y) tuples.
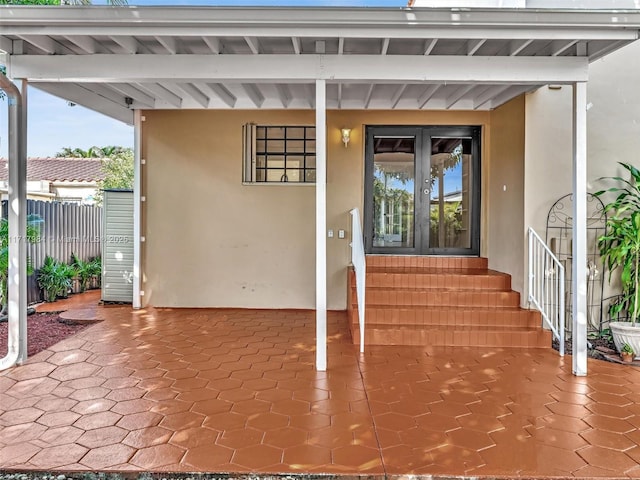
(528, 227), (565, 356)
(350, 208), (366, 353)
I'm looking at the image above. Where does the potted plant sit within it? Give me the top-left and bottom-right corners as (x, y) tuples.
(37, 256), (73, 302)
(596, 162), (640, 354)
(621, 343), (635, 363)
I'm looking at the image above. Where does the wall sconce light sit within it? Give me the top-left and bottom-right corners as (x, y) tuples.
(341, 128), (352, 148)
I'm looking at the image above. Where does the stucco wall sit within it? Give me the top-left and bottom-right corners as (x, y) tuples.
(523, 40), (640, 302)
(487, 96), (526, 297)
(141, 109), (490, 309)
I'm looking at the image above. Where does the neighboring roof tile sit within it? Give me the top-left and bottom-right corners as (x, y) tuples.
(0, 157), (106, 182)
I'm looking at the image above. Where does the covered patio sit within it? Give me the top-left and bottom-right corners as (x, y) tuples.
(2, 6), (640, 377)
(2, 298), (640, 477)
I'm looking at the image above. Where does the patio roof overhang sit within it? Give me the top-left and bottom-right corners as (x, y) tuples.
(1, 6), (640, 124)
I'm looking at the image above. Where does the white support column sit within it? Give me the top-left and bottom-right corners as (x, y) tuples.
(14, 80), (28, 364)
(572, 81), (588, 376)
(133, 109), (142, 309)
(315, 79), (327, 372)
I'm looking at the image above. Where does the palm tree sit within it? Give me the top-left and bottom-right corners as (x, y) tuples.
(56, 145), (128, 158)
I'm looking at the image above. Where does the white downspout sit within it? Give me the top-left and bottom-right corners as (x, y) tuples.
(0, 73), (27, 370)
(133, 109), (142, 309)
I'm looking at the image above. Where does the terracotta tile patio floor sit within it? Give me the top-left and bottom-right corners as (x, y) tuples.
(2, 296), (640, 477)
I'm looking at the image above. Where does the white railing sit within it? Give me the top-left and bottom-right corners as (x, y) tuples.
(528, 227), (565, 356)
(350, 208), (366, 353)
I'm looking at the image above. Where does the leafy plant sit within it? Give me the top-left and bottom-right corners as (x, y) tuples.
(37, 256), (73, 302)
(0, 214), (42, 314)
(596, 162), (640, 324)
(71, 252), (91, 292)
(622, 342), (635, 355)
(87, 256), (102, 288)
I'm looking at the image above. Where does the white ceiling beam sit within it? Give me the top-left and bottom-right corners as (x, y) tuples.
(201, 82), (236, 107)
(467, 39), (486, 56)
(338, 37), (344, 55)
(275, 84), (292, 108)
(31, 82), (133, 124)
(111, 36), (139, 54)
(423, 39), (438, 55)
(202, 36), (221, 54)
(65, 35), (97, 54)
(138, 83), (182, 108)
(242, 83), (265, 107)
(78, 83), (130, 106)
(390, 84), (407, 109)
(418, 84), (441, 108)
(109, 82), (155, 108)
(381, 38), (390, 55)
(363, 84), (375, 109)
(473, 84), (513, 109)
(12, 54), (590, 84)
(551, 39), (578, 56)
(305, 84), (314, 108)
(445, 84), (475, 109)
(337, 82), (342, 109)
(587, 39), (627, 61)
(576, 41), (588, 56)
(0, 36), (14, 54)
(489, 84), (536, 109)
(244, 36), (260, 54)
(509, 39), (533, 56)
(172, 82), (209, 107)
(291, 37), (301, 54)
(12, 39), (24, 55)
(155, 36), (178, 54)
(16, 35), (58, 54)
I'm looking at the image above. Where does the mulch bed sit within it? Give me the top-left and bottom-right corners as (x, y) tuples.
(553, 333), (622, 362)
(0, 312), (90, 357)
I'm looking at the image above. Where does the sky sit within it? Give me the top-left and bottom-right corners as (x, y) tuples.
(0, 0), (407, 158)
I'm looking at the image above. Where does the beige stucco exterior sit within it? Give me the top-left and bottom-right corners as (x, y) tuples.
(141, 108), (539, 309)
(139, 62), (640, 312)
(524, 40), (640, 304)
(487, 96), (526, 297)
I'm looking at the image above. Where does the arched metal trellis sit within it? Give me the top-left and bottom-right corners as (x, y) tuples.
(545, 193), (607, 337)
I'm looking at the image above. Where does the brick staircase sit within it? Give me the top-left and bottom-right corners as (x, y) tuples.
(347, 255), (552, 348)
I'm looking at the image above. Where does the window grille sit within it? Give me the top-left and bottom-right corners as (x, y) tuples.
(243, 124), (316, 183)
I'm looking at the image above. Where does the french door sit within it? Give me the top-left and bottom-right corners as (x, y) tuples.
(364, 126), (481, 255)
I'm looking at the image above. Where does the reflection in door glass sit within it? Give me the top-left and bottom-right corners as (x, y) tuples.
(430, 137), (472, 249)
(372, 137), (415, 248)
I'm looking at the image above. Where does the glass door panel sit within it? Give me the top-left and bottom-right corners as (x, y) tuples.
(429, 137), (473, 250)
(372, 136), (416, 249)
(365, 126), (479, 256)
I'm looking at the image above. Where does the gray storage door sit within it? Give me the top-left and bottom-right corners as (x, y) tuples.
(102, 190), (134, 302)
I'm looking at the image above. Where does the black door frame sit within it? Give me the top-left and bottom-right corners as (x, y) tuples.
(364, 125), (481, 256)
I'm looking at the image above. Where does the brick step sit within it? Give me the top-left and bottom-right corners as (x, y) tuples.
(347, 256), (551, 349)
(360, 268), (511, 290)
(348, 306), (541, 328)
(350, 287), (520, 308)
(366, 255), (488, 270)
(350, 323), (552, 348)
